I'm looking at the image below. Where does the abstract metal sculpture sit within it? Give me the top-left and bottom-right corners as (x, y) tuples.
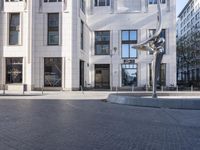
(132, 0), (165, 98)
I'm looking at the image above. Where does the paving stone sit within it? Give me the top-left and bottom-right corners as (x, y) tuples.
(0, 99), (199, 150)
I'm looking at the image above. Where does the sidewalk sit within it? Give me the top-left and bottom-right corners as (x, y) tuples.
(1, 90), (200, 100)
(0, 90), (111, 100)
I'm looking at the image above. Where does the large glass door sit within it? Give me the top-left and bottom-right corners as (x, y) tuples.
(44, 58), (62, 87)
(6, 58), (23, 84)
(95, 64), (110, 88)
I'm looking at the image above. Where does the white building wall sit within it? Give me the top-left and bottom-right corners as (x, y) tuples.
(88, 0), (177, 88)
(0, 0), (176, 91)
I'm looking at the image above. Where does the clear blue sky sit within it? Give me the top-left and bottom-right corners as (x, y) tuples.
(176, 0), (189, 17)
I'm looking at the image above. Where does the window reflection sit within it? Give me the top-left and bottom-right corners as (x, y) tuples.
(149, 63), (166, 86)
(122, 64), (137, 86)
(95, 31), (110, 55)
(48, 13), (59, 45)
(9, 13), (20, 45)
(44, 58), (62, 87)
(6, 58), (23, 84)
(121, 30), (137, 58)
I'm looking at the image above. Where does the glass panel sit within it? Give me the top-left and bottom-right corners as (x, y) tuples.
(48, 31), (59, 45)
(95, 31), (110, 55)
(6, 58), (23, 84)
(44, 58), (62, 87)
(48, 13), (59, 45)
(122, 44), (129, 58)
(122, 64), (137, 86)
(102, 44), (109, 54)
(130, 46), (137, 58)
(130, 31), (137, 41)
(122, 31), (129, 41)
(9, 13), (20, 45)
(102, 32), (110, 41)
(99, 0), (106, 6)
(95, 64), (110, 88)
(106, 0), (110, 6)
(149, 63), (166, 86)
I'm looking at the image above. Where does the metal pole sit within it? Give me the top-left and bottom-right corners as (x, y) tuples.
(132, 85), (134, 92)
(23, 84), (25, 95)
(81, 86), (84, 94)
(110, 54), (113, 91)
(161, 86), (164, 92)
(3, 84), (5, 95)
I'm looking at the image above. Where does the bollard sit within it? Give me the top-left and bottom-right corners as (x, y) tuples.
(132, 85), (134, 92)
(23, 84), (26, 95)
(161, 86), (164, 92)
(81, 86), (84, 94)
(3, 84), (5, 95)
(191, 85), (193, 92)
(42, 86), (44, 95)
(176, 85), (178, 92)
(146, 85), (148, 92)
(115, 86), (118, 93)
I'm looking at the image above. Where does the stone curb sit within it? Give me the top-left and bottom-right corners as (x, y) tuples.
(107, 94), (200, 110)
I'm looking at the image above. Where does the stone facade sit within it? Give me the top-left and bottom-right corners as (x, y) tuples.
(0, 0), (176, 91)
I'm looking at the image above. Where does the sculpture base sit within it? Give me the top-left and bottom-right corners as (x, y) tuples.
(107, 93), (200, 110)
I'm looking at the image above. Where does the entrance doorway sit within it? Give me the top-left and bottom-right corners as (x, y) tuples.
(95, 64), (110, 89)
(44, 58), (62, 87)
(80, 60), (84, 89)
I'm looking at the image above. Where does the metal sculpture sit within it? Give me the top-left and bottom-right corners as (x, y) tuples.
(132, 0), (165, 98)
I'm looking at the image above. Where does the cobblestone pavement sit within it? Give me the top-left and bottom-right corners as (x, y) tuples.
(0, 99), (199, 150)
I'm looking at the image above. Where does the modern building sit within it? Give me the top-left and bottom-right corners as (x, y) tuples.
(177, 0), (200, 86)
(0, 0), (176, 91)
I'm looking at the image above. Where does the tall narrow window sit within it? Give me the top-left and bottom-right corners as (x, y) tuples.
(81, 20), (84, 50)
(121, 30), (137, 59)
(95, 31), (110, 55)
(48, 13), (59, 45)
(9, 13), (20, 45)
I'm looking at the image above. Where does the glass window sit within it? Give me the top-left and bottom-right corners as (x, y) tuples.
(5, 0), (23, 2)
(121, 30), (137, 58)
(6, 58), (23, 84)
(94, 0), (110, 6)
(95, 64), (110, 88)
(44, 58), (62, 87)
(81, 20), (84, 50)
(44, 0), (62, 2)
(80, 0), (85, 13)
(9, 13), (20, 45)
(122, 64), (137, 86)
(149, 63), (166, 86)
(48, 13), (59, 45)
(95, 31), (110, 55)
(149, 0), (165, 4)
